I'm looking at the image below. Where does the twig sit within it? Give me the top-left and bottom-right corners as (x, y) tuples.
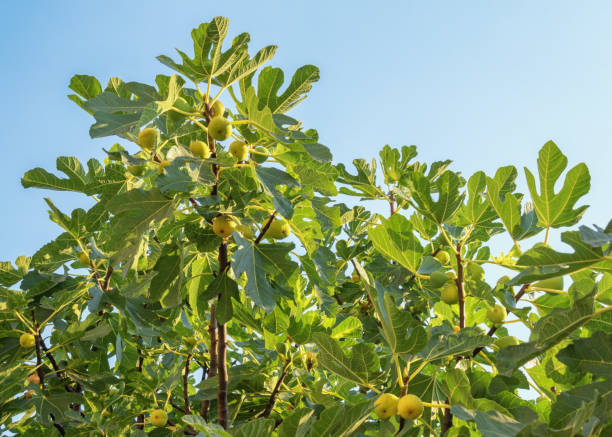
(260, 359), (291, 418)
(32, 311), (45, 388)
(216, 241), (229, 429)
(184, 354), (192, 414)
(201, 305), (217, 420)
(136, 350), (144, 430)
(254, 212), (277, 244)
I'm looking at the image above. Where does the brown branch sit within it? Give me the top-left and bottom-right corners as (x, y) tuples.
(217, 321), (228, 428)
(167, 419), (198, 435)
(254, 211), (277, 244)
(32, 311), (45, 388)
(388, 192), (395, 216)
(184, 354), (192, 414)
(170, 398), (187, 414)
(455, 243), (466, 329)
(260, 360), (291, 418)
(136, 350), (144, 430)
(102, 266), (114, 291)
(442, 405), (453, 433)
(201, 305), (217, 419)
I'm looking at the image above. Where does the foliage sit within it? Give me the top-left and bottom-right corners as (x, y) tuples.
(1, 16), (611, 437)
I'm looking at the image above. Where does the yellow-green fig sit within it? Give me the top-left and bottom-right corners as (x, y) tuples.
(137, 128), (157, 151)
(212, 215), (237, 239)
(210, 100), (225, 118)
(265, 219), (290, 239)
(487, 304), (507, 325)
(397, 394), (424, 420)
(208, 116), (232, 141)
(189, 140), (211, 159)
(229, 140), (249, 161)
(374, 393), (399, 419)
(435, 251), (451, 265)
(352, 272), (361, 282)
(20, 333), (36, 348)
(149, 409), (168, 427)
(251, 146), (268, 164)
(440, 282), (459, 304)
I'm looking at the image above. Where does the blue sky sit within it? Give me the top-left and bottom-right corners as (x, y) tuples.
(1, 0), (611, 261)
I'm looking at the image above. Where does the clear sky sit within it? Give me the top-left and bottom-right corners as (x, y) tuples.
(1, 1), (611, 261)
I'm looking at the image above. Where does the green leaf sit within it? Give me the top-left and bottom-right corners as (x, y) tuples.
(231, 418), (275, 437)
(310, 401), (372, 437)
(149, 245), (182, 302)
(231, 234), (297, 312)
(89, 111), (140, 138)
(375, 284), (427, 355)
(457, 171), (504, 241)
(556, 331), (612, 378)
(276, 408), (314, 437)
(331, 316), (363, 339)
(182, 415), (232, 436)
(418, 328), (492, 362)
(549, 380), (612, 434)
(257, 65), (320, 113)
(485, 166), (523, 240)
(68, 74), (102, 112)
(379, 145), (418, 184)
(203, 273), (239, 324)
(0, 256), (30, 287)
(451, 405), (526, 437)
(255, 166), (299, 219)
(511, 231), (606, 284)
(496, 293), (596, 376)
(524, 140), (590, 228)
(410, 170), (465, 224)
(312, 333), (380, 386)
(368, 214), (423, 274)
(22, 156), (90, 193)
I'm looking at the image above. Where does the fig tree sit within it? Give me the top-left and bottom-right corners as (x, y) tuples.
(208, 116), (232, 141)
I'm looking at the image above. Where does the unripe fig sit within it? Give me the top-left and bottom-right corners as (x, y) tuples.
(435, 251), (451, 265)
(265, 219), (290, 239)
(229, 140), (249, 161)
(374, 393), (399, 419)
(440, 282), (459, 304)
(20, 333), (36, 348)
(397, 394), (424, 420)
(189, 140), (211, 158)
(210, 100), (225, 118)
(157, 159), (171, 174)
(487, 304), (507, 325)
(429, 270), (447, 288)
(208, 116), (232, 141)
(212, 215), (237, 238)
(138, 128), (157, 151)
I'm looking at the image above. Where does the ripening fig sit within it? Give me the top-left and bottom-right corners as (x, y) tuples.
(157, 160), (171, 174)
(265, 219), (291, 239)
(149, 409), (168, 427)
(453, 325), (460, 333)
(533, 276), (564, 291)
(27, 373), (40, 385)
(429, 270), (447, 288)
(138, 128), (157, 151)
(229, 140), (249, 161)
(210, 100), (225, 118)
(373, 393), (399, 419)
(435, 251), (451, 265)
(487, 304), (507, 325)
(25, 389), (34, 399)
(440, 282), (459, 304)
(208, 116), (232, 141)
(212, 215), (237, 238)
(20, 333), (36, 348)
(397, 394), (424, 420)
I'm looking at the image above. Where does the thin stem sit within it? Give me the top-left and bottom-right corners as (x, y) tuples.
(216, 242), (229, 429)
(254, 211), (277, 244)
(261, 359), (291, 418)
(184, 353), (192, 414)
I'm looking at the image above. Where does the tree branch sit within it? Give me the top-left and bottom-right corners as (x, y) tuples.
(136, 350), (144, 430)
(216, 241), (229, 429)
(260, 359), (291, 418)
(254, 211), (277, 244)
(183, 354), (192, 414)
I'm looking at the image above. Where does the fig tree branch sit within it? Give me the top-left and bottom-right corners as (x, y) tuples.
(455, 243), (466, 329)
(255, 211), (277, 244)
(183, 354), (192, 414)
(260, 359), (291, 418)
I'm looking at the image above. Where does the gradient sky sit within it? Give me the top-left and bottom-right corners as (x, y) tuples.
(1, 1), (611, 262)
